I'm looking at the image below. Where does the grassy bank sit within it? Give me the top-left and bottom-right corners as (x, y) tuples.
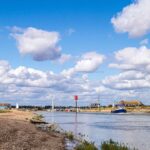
(0, 109), (11, 113)
(64, 131), (136, 150)
(101, 139), (137, 150)
(74, 139), (137, 150)
(75, 140), (98, 150)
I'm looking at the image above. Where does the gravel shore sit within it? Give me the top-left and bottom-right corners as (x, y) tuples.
(0, 110), (65, 150)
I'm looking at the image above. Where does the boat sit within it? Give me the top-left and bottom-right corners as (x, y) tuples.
(111, 107), (127, 113)
(111, 102), (127, 113)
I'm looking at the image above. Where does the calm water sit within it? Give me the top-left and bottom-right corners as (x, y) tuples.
(39, 112), (150, 150)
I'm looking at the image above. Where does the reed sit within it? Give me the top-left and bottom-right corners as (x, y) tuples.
(75, 140), (98, 150)
(101, 139), (136, 150)
(65, 131), (74, 141)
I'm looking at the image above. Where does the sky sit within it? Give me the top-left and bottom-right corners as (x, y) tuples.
(0, 0), (150, 106)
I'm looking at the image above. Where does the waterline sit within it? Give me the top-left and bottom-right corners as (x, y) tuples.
(39, 112), (150, 150)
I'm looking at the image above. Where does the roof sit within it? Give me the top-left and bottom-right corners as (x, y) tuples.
(118, 100), (143, 105)
(0, 103), (11, 106)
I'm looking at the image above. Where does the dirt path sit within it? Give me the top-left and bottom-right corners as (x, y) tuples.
(0, 110), (65, 150)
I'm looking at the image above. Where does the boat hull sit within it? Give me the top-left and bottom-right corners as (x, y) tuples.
(111, 109), (127, 113)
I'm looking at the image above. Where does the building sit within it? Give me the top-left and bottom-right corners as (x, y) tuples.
(117, 100), (143, 107)
(90, 103), (100, 108)
(0, 103), (11, 110)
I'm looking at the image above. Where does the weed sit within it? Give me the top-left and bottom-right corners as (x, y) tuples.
(65, 131), (74, 141)
(101, 139), (136, 150)
(75, 140), (98, 150)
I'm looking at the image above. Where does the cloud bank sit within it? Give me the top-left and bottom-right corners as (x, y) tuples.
(0, 60), (110, 105)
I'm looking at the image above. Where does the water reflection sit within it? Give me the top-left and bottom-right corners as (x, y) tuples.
(51, 111), (54, 123)
(40, 112), (150, 150)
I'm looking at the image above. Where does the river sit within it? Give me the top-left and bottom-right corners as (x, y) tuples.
(39, 112), (150, 150)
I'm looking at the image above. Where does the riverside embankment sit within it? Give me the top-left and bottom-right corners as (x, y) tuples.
(0, 110), (65, 150)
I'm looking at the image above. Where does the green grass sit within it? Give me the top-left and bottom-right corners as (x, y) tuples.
(101, 139), (136, 150)
(75, 140), (98, 150)
(65, 131), (74, 141)
(32, 114), (44, 121)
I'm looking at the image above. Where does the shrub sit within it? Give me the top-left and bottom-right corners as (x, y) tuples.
(65, 132), (74, 141)
(75, 140), (98, 150)
(101, 139), (135, 150)
(32, 114), (43, 121)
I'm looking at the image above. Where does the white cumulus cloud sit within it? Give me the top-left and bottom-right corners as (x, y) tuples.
(75, 52), (105, 72)
(61, 52), (105, 77)
(109, 46), (150, 71)
(12, 27), (61, 61)
(104, 46), (150, 91)
(103, 70), (148, 90)
(111, 0), (150, 37)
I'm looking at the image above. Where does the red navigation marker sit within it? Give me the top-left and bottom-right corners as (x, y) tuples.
(74, 95), (78, 101)
(74, 95), (78, 113)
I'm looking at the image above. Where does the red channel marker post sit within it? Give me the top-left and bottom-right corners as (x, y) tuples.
(74, 95), (78, 113)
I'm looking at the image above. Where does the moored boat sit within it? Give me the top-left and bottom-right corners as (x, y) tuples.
(111, 102), (127, 113)
(111, 107), (127, 113)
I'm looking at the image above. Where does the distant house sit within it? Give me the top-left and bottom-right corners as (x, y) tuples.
(117, 100), (143, 107)
(90, 103), (100, 108)
(0, 103), (11, 110)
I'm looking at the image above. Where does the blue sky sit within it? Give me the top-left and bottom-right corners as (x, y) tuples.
(0, 0), (139, 74)
(0, 0), (150, 106)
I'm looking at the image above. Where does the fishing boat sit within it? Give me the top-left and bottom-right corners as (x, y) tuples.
(111, 107), (127, 113)
(111, 103), (127, 113)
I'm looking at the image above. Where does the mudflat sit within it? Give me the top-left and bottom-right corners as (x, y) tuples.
(0, 110), (65, 150)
